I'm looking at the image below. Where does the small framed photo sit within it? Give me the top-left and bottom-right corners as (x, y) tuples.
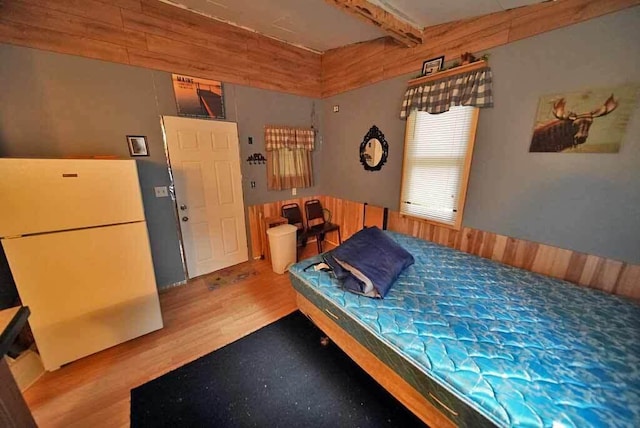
(127, 135), (149, 157)
(421, 56), (445, 76)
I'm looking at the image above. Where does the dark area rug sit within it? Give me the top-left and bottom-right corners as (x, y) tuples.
(130, 311), (425, 427)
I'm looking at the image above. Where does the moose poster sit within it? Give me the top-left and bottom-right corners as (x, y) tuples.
(172, 74), (225, 119)
(529, 84), (639, 153)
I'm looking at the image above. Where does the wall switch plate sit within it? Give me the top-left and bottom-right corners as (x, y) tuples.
(292, 187), (297, 196)
(250, 181), (256, 188)
(154, 186), (169, 198)
(333, 105), (339, 113)
(248, 137), (253, 144)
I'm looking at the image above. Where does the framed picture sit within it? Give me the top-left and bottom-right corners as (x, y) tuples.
(172, 74), (225, 120)
(127, 135), (149, 157)
(529, 83), (639, 153)
(422, 56), (444, 76)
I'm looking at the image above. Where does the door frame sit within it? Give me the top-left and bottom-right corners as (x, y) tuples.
(160, 116), (188, 282)
(159, 116), (248, 280)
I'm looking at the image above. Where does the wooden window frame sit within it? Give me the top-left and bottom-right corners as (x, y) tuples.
(399, 107), (479, 231)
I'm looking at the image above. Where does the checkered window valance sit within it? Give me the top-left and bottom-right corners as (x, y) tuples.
(264, 126), (315, 151)
(400, 66), (494, 118)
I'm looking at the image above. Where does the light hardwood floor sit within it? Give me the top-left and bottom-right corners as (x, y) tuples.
(22, 244), (329, 428)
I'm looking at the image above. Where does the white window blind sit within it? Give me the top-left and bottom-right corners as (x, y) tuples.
(400, 106), (478, 227)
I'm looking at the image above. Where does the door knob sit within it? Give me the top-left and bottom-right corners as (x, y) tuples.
(180, 204), (187, 210)
(182, 216), (189, 222)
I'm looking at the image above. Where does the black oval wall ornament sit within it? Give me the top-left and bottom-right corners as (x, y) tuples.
(359, 125), (389, 171)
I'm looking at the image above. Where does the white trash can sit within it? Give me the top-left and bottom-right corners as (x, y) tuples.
(266, 224), (298, 274)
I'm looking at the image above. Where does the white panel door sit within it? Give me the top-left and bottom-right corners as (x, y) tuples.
(0, 158), (145, 237)
(162, 116), (248, 278)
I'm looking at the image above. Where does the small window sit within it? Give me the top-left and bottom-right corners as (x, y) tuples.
(400, 106), (479, 229)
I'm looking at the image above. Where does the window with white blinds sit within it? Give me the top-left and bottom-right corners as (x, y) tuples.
(400, 106), (479, 228)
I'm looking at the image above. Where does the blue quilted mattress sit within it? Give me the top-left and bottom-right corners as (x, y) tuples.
(289, 231), (640, 427)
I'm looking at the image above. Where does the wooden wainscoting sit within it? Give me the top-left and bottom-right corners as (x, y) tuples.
(249, 195), (639, 299)
(248, 195), (366, 260)
(321, 195), (366, 242)
(248, 195), (323, 259)
(0, 0), (321, 97)
(387, 211), (640, 301)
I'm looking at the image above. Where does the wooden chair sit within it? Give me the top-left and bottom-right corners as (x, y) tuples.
(304, 199), (342, 253)
(281, 203), (308, 254)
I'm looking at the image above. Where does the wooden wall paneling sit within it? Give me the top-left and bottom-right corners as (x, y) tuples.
(247, 196), (324, 260)
(589, 259), (624, 293)
(247, 34), (321, 74)
(120, 8), (214, 47)
(564, 252), (588, 283)
(547, 248), (574, 280)
(139, 0), (252, 52)
(0, 0), (322, 98)
(321, 0), (640, 97)
(382, 25), (510, 82)
(321, 38), (388, 97)
(459, 228), (484, 257)
(26, 0), (125, 27)
(3, 1), (148, 50)
(98, 0), (142, 12)
(126, 48), (249, 86)
(615, 265), (640, 299)
(508, 0), (639, 42)
(363, 204), (387, 229)
(385, 206), (639, 300)
(144, 34), (250, 75)
(138, 0), (320, 97)
(1, 0), (635, 99)
(578, 255), (603, 286)
(249, 197), (638, 299)
(532, 244), (562, 277)
(247, 205), (264, 260)
(247, 37), (321, 95)
(0, 19), (130, 64)
(490, 234), (508, 262)
(321, 196), (365, 244)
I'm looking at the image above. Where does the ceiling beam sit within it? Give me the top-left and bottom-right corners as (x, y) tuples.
(325, 0), (422, 47)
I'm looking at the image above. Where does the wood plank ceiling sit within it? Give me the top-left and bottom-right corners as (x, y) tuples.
(0, 0), (638, 99)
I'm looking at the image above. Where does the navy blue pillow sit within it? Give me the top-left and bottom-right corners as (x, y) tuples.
(328, 227), (414, 298)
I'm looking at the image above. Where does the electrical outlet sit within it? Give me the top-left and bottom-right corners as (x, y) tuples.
(248, 137), (253, 144)
(154, 186), (169, 198)
(333, 105), (339, 113)
(250, 181), (256, 188)
(292, 187), (297, 196)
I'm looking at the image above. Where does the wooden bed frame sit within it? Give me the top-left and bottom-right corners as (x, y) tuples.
(296, 293), (456, 428)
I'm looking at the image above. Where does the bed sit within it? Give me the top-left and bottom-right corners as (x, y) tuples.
(289, 230), (640, 427)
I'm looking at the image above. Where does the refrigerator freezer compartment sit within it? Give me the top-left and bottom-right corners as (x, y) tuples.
(0, 158), (145, 237)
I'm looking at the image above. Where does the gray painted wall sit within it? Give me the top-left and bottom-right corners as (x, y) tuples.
(229, 85), (323, 206)
(0, 44), (322, 288)
(320, 8), (640, 264)
(320, 73), (409, 210)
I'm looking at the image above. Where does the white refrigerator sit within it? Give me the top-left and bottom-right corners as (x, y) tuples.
(0, 158), (164, 371)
